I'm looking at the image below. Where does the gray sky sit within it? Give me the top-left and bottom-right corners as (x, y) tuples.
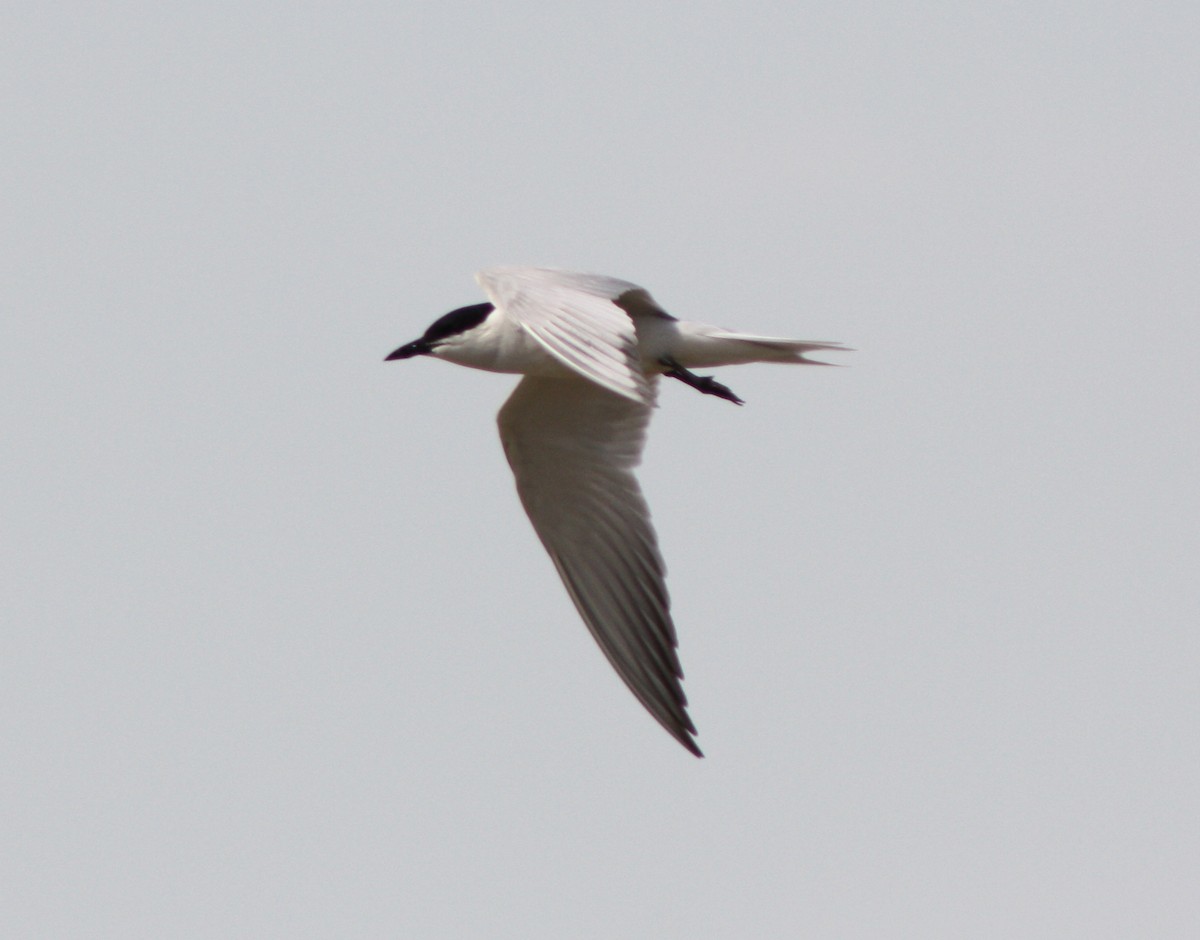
(4, 1), (1198, 936)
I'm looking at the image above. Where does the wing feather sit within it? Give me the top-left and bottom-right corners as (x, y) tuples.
(477, 266), (656, 405)
(496, 374), (701, 756)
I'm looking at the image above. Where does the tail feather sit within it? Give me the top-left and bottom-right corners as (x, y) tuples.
(717, 333), (850, 364)
(675, 322), (850, 368)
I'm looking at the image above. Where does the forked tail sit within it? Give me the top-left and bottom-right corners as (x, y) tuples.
(675, 322), (850, 368)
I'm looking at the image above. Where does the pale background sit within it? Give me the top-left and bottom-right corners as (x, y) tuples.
(3, 2), (1198, 937)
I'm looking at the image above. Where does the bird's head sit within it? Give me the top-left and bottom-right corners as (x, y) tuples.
(385, 302), (494, 361)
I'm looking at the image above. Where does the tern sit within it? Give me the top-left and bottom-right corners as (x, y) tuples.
(386, 266), (844, 756)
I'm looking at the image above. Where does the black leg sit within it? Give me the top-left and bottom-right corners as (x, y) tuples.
(658, 357), (744, 405)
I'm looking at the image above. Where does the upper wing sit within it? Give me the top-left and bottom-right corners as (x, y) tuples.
(476, 266), (656, 406)
(497, 374), (701, 756)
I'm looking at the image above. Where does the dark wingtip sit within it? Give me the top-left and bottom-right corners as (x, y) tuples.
(671, 720), (703, 757)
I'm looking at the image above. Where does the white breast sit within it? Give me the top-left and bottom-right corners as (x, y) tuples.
(431, 312), (572, 377)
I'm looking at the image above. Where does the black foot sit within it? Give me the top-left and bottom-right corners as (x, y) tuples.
(659, 358), (744, 405)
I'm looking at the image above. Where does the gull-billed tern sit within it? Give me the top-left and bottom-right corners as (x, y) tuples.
(387, 266), (845, 756)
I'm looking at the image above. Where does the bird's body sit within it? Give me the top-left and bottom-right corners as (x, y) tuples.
(387, 266), (844, 756)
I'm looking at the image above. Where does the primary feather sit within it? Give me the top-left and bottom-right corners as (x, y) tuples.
(498, 375), (700, 756)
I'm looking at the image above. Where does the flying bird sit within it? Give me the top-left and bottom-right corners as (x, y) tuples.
(386, 266), (845, 756)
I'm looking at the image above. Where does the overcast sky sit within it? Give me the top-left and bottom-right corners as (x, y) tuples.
(4, 2), (1198, 936)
